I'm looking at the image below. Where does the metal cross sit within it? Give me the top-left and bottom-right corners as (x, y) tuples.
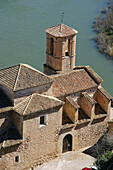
(61, 12), (65, 24)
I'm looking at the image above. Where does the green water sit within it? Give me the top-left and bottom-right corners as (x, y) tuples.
(0, 0), (113, 95)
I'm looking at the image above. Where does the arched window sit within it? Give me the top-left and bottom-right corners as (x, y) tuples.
(65, 39), (71, 56)
(50, 38), (54, 55)
(63, 134), (72, 153)
(68, 39), (71, 56)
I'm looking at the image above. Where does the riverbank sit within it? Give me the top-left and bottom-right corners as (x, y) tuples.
(93, 2), (113, 57)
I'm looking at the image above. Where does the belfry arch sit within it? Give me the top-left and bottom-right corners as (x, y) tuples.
(44, 24), (78, 74)
(62, 134), (72, 153)
(50, 38), (54, 55)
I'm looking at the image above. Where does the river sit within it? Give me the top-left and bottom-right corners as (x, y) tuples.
(0, 0), (113, 95)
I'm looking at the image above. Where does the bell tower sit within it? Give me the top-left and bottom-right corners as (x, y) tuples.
(44, 24), (78, 75)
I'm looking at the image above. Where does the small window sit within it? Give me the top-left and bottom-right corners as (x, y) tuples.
(39, 115), (48, 127)
(40, 116), (45, 125)
(15, 156), (19, 163)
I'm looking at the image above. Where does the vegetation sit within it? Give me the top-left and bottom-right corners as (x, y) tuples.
(93, 3), (113, 57)
(94, 150), (113, 170)
(84, 133), (113, 170)
(93, 133), (113, 170)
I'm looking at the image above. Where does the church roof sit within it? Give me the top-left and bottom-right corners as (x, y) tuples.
(45, 24), (78, 37)
(0, 64), (53, 92)
(51, 68), (99, 97)
(98, 86), (112, 100)
(14, 93), (64, 115)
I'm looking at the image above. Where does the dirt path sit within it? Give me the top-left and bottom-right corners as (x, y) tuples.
(35, 151), (95, 170)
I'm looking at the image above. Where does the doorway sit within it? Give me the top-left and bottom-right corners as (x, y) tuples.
(63, 134), (72, 153)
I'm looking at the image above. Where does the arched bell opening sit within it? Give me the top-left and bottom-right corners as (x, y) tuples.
(50, 38), (54, 56)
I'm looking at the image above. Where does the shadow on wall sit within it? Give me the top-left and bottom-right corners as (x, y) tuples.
(0, 89), (12, 108)
(83, 132), (113, 158)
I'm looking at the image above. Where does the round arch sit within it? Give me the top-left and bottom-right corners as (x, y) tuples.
(62, 134), (72, 153)
(50, 38), (54, 55)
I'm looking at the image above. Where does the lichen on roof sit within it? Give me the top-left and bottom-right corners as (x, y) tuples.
(14, 93), (64, 115)
(51, 69), (98, 97)
(81, 92), (97, 105)
(0, 64), (53, 91)
(66, 96), (80, 109)
(45, 24), (78, 37)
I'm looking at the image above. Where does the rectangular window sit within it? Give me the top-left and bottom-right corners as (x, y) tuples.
(15, 156), (19, 163)
(40, 116), (45, 125)
(39, 115), (48, 127)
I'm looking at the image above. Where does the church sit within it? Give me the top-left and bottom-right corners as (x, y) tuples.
(0, 24), (112, 170)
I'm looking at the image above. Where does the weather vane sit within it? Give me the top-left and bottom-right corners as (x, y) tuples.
(61, 12), (65, 24)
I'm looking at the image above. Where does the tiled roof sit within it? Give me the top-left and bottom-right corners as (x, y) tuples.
(51, 69), (98, 97)
(74, 66), (103, 84)
(66, 96), (80, 109)
(45, 24), (78, 37)
(81, 92), (97, 105)
(98, 86), (113, 100)
(0, 65), (19, 91)
(0, 64), (53, 91)
(14, 93), (64, 115)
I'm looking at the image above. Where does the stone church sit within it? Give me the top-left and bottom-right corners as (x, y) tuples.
(0, 24), (112, 170)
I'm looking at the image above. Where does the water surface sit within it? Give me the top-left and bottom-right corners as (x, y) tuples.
(0, 0), (113, 95)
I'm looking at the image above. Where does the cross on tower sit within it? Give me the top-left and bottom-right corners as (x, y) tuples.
(61, 12), (65, 24)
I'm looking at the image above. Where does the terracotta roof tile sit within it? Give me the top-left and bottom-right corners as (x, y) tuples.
(51, 69), (98, 97)
(81, 92), (97, 105)
(0, 65), (19, 91)
(14, 94), (64, 115)
(74, 66), (103, 84)
(98, 86), (113, 100)
(66, 96), (80, 109)
(45, 24), (78, 37)
(0, 64), (53, 91)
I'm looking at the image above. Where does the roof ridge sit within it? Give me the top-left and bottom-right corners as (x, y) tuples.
(13, 64), (21, 91)
(51, 69), (85, 78)
(23, 95), (33, 115)
(36, 93), (64, 103)
(14, 96), (30, 108)
(21, 63), (52, 78)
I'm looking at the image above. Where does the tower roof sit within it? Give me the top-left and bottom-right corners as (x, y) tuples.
(45, 24), (78, 37)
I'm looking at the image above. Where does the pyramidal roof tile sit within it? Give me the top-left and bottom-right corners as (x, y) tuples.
(14, 93), (64, 115)
(0, 64), (53, 91)
(45, 24), (78, 37)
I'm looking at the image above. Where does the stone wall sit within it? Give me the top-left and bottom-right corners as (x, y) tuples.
(0, 111), (13, 133)
(0, 106), (62, 170)
(75, 119), (108, 150)
(78, 94), (94, 118)
(58, 117), (108, 153)
(94, 89), (110, 113)
(12, 111), (23, 136)
(63, 98), (76, 123)
(0, 85), (14, 105)
(45, 33), (76, 72)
